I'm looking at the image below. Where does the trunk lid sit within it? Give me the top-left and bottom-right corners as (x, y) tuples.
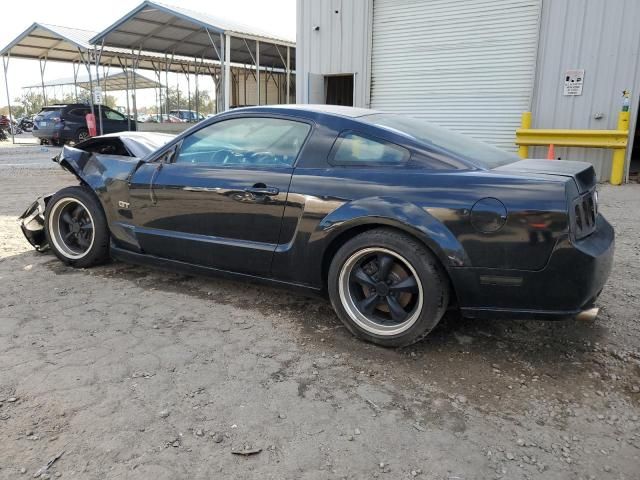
(493, 159), (596, 194)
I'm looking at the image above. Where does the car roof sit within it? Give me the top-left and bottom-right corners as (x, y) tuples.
(235, 104), (380, 119)
(42, 104), (88, 109)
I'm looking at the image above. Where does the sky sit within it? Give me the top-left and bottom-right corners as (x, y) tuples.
(0, 0), (296, 113)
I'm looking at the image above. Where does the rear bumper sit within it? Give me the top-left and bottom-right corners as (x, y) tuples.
(453, 215), (615, 320)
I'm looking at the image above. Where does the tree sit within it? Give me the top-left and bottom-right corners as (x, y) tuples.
(16, 91), (45, 116)
(0, 105), (24, 118)
(161, 87), (214, 114)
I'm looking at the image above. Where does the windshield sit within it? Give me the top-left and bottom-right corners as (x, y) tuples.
(35, 108), (62, 120)
(361, 113), (520, 169)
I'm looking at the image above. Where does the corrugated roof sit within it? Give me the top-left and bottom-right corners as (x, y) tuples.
(89, 1), (295, 69)
(0, 22), (222, 75)
(23, 70), (163, 91)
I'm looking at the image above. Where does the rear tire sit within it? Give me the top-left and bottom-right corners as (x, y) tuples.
(44, 186), (110, 268)
(75, 128), (89, 144)
(328, 228), (449, 347)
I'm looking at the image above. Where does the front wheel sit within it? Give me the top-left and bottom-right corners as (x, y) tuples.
(45, 186), (110, 268)
(328, 228), (450, 347)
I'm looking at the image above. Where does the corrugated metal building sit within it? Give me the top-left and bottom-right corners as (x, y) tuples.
(296, 0), (640, 181)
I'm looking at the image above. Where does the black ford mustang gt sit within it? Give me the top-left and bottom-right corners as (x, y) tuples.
(19, 105), (614, 347)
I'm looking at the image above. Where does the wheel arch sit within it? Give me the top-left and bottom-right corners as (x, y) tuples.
(319, 219), (461, 307)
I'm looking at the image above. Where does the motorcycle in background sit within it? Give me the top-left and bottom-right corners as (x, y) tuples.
(0, 114), (10, 141)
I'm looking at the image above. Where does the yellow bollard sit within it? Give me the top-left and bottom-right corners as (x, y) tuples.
(610, 110), (630, 185)
(518, 112), (532, 159)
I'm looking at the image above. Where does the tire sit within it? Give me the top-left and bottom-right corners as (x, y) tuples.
(44, 186), (110, 268)
(75, 128), (89, 144)
(328, 228), (450, 347)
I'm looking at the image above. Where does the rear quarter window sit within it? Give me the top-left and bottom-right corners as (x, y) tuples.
(330, 132), (410, 166)
(36, 109), (62, 119)
(67, 108), (90, 117)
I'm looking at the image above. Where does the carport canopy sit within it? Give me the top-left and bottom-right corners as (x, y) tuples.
(0, 21), (217, 141)
(0, 22), (219, 76)
(90, 1), (295, 109)
(90, 1), (295, 67)
(23, 71), (163, 91)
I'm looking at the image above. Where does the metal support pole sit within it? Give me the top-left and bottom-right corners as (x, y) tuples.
(164, 53), (173, 117)
(182, 64), (191, 119)
(165, 56), (170, 117)
(72, 61), (80, 103)
(243, 65), (248, 106)
(2, 54), (15, 144)
(151, 60), (162, 118)
(256, 40), (260, 106)
(94, 42), (105, 135)
(175, 65), (180, 114)
(286, 46), (291, 104)
(224, 34), (231, 111)
(131, 48), (140, 126)
(39, 57), (48, 105)
(78, 48), (95, 124)
(118, 57), (131, 131)
(194, 56), (201, 119)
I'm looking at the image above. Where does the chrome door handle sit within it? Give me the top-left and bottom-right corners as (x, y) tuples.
(244, 186), (279, 196)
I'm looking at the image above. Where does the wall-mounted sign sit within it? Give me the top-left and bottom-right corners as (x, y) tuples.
(563, 69), (584, 96)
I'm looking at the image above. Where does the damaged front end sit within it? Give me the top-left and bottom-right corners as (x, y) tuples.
(18, 141), (145, 252)
(18, 194), (53, 251)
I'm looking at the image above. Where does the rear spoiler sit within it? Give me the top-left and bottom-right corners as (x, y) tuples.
(494, 159), (596, 194)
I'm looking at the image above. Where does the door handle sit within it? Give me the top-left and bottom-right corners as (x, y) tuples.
(244, 186), (279, 196)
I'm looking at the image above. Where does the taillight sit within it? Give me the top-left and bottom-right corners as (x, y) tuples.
(572, 190), (597, 239)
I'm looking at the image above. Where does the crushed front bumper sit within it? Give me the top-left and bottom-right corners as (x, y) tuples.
(18, 194), (52, 251)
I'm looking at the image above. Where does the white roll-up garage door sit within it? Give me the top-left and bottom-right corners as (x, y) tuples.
(370, 0), (541, 151)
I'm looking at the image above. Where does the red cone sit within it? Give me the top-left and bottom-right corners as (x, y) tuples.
(546, 144), (555, 160)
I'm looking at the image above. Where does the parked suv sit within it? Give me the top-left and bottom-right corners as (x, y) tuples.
(169, 109), (205, 123)
(32, 104), (136, 145)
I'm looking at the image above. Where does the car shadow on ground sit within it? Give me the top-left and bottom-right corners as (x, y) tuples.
(38, 252), (609, 376)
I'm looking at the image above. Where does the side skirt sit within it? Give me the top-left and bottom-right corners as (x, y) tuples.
(461, 307), (583, 321)
(110, 245), (324, 298)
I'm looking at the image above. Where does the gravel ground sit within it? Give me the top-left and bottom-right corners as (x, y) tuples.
(0, 144), (639, 479)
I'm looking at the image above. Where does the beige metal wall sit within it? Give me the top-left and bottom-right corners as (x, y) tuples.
(296, 0), (373, 106)
(531, 0), (640, 181)
(231, 71), (292, 107)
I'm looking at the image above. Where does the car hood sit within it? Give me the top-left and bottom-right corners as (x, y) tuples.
(56, 145), (141, 186)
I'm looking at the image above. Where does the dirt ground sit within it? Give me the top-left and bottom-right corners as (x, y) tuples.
(1, 143), (639, 480)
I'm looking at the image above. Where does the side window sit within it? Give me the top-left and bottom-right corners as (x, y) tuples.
(331, 132), (410, 166)
(103, 109), (125, 121)
(67, 108), (89, 117)
(176, 117), (310, 167)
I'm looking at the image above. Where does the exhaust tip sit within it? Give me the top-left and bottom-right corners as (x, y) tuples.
(575, 307), (599, 322)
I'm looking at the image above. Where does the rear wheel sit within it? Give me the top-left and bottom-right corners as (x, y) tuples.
(75, 128), (89, 144)
(45, 186), (110, 268)
(328, 229), (449, 347)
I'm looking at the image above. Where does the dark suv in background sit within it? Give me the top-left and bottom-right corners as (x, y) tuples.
(32, 104), (136, 145)
(169, 109), (205, 122)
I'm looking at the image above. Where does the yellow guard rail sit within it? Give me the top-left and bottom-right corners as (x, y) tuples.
(515, 111), (630, 185)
